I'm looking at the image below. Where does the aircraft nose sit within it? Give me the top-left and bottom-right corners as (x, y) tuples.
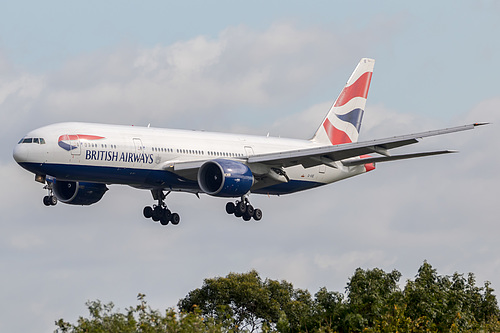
(13, 144), (28, 163)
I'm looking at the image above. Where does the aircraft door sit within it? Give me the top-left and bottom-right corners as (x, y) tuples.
(133, 138), (144, 167)
(244, 146), (254, 157)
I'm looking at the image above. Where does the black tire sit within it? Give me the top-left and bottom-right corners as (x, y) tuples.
(242, 213), (252, 221)
(171, 213), (180, 225)
(164, 209), (172, 221)
(49, 196), (57, 206)
(160, 215), (169, 225)
(226, 202), (235, 214)
(152, 206), (162, 222)
(246, 205), (254, 217)
(143, 206), (153, 218)
(237, 201), (247, 214)
(234, 210), (243, 218)
(253, 209), (262, 221)
(43, 196), (51, 206)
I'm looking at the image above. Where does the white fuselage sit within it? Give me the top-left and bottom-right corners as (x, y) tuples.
(13, 122), (367, 195)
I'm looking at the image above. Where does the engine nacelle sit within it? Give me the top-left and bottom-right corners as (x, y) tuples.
(198, 159), (254, 197)
(53, 180), (108, 205)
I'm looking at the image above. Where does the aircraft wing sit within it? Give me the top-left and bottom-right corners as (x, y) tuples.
(165, 123), (485, 180)
(247, 123), (486, 168)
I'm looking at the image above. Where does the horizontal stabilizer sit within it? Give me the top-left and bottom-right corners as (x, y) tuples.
(341, 150), (457, 166)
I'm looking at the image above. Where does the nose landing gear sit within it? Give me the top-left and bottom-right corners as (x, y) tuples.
(225, 196), (262, 221)
(143, 190), (180, 226)
(42, 183), (57, 206)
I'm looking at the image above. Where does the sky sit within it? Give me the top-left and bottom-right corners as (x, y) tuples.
(1, 1), (499, 331)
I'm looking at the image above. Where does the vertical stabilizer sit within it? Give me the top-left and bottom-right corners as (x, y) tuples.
(311, 58), (374, 145)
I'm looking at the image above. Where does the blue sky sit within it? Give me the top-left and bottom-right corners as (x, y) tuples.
(1, 1), (499, 332)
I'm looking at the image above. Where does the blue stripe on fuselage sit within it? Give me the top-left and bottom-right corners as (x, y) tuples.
(17, 162), (325, 195)
(17, 162), (199, 190)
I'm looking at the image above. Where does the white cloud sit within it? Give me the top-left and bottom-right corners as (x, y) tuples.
(25, 22), (382, 131)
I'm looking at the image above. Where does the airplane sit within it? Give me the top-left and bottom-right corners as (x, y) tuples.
(12, 58), (486, 226)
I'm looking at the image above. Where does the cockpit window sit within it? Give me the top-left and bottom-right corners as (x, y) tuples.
(18, 137), (46, 144)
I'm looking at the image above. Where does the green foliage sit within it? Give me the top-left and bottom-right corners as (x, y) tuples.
(56, 262), (500, 333)
(177, 270), (314, 332)
(55, 293), (221, 333)
(346, 267), (403, 329)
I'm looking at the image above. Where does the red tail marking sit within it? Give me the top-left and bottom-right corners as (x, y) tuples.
(334, 72), (372, 107)
(323, 118), (352, 145)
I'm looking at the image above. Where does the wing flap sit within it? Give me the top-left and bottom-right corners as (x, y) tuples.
(342, 150), (457, 166)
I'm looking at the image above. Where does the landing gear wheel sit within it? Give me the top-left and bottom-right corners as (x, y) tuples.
(237, 201), (247, 215)
(226, 202), (235, 214)
(143, 206), (153, 218)
(164, 209), (172, 221)
(42, 183), (57, 207)
(246, 204), (254, 217)
(145, 190), (181, 226)
(160, 214), (169, 226)
(227, 197), (263, 221)
(253, 209), (262, 221)
(152, 206), (163, 222)
(170, 213), (180, 225)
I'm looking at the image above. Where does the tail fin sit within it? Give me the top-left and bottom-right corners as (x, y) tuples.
(311, 58), (374, 145)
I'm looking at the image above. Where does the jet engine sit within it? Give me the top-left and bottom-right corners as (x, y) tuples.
(198, 159), (254, 197)
(53, 180), (108, 205)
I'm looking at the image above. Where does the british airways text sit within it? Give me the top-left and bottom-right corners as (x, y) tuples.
(85, 150), (154, 164)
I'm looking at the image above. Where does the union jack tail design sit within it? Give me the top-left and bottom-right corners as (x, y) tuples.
(312, 58), (374, 145)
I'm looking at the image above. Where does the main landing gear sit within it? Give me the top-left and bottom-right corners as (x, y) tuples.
(225, 196), (262, 221)
(42, 183), (57, 206)
(143, 189), (180, 226)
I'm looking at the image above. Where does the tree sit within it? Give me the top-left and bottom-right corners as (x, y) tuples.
(403, 261), (500, 332)
(312, 286), (345, 330)
(178, 270), (316, 333)
(56, 263), (500, 333)
(345, 267), (403, 329)
(178, 270), (280, 332)
(55, 294), (221, 333)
